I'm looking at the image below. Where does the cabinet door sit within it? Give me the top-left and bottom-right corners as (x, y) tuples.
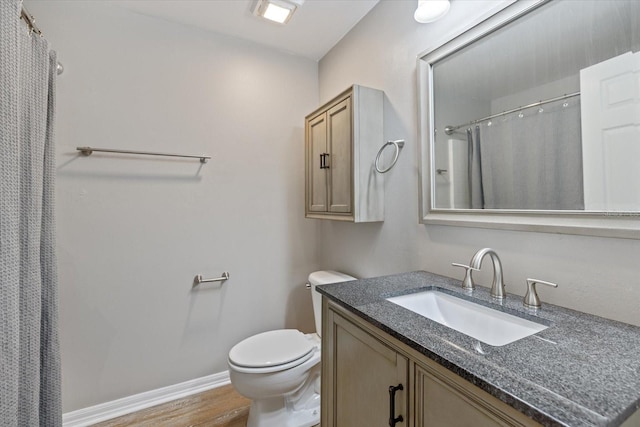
(327, 98), (352, 213)
(323, 308), (408, 427)
(307, 112), (328, 212)
(415, 364), (538, 427)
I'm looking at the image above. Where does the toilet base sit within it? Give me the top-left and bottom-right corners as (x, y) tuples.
(246, 393), (320, 427)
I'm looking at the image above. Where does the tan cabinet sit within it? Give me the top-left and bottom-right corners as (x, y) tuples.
(305, 85), (384, 222)
(414, 362), (538, 427)
(322, 300), (541, 427)
(321, 302), (408, 427)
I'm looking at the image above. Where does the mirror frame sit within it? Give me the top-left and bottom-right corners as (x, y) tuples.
(417, 0), (640, 239)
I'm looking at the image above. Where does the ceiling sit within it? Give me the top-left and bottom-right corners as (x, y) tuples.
(112, 0), (380, 61)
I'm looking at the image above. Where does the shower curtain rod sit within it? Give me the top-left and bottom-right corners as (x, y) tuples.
(21, 5), (42, 35)
(20, 5), (64, 75)
(444, 91), (581, 135)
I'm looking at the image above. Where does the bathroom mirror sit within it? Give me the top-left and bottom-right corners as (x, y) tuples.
(417, 0), (640, 238)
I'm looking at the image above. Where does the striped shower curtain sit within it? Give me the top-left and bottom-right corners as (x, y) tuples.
(0, 1), (62, 425)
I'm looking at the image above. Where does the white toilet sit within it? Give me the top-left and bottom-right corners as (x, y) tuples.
(228, 270), (355, 427)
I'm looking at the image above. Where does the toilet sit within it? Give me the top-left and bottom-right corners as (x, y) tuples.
(228, 270), (355, 427)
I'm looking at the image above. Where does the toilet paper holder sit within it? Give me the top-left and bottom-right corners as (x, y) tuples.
(193, 272), (230, 287)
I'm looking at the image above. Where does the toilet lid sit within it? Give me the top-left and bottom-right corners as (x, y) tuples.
(228, 329), (314, 368)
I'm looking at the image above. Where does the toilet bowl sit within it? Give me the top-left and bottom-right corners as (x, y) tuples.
(228, 271), (355, 427)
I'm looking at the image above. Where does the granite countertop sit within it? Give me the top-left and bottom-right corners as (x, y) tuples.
(316, 271), (640, 427)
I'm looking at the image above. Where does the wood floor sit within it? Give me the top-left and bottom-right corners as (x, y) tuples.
(92, 384), (251, 427)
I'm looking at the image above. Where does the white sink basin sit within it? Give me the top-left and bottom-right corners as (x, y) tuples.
(386, 290), (547, 346)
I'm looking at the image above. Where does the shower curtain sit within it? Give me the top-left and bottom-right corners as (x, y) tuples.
(470, 98), (584, 210)
(1, 1), (62, 425)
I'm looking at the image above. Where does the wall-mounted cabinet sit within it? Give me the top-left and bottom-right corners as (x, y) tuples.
(305, 85), (384, 222)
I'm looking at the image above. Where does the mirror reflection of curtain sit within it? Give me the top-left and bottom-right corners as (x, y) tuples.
(467, 127), (484, 209)
(470, 98), (584, 210)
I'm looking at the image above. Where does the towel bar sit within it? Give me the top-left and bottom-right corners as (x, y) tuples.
(77, 147), (211, 163)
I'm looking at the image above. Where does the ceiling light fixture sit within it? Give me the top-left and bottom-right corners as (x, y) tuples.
(414, 0), (451, 23)
(252, 0), (304, 25)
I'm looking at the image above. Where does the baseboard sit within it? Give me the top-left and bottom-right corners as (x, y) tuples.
(62, 371), (230, 427)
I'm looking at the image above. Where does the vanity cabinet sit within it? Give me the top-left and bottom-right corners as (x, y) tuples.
(321, 301), (408, 427)
(413, 360), (537, 427)
(305, 85), (383, 222)
(321, 299), (540, 427)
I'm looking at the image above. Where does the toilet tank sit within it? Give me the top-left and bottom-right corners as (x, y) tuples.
(308, 270), (356, 337)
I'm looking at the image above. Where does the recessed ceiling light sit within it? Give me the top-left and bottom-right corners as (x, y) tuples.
(252, 0), (304, 25)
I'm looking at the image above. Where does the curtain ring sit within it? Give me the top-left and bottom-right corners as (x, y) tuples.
(375, 140), (405, 173)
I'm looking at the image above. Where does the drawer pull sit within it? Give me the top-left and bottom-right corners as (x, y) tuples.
(320, 153), (330, 169)
(388, 383), (404, 426)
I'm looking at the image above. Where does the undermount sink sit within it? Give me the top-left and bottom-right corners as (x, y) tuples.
(386, 290), (547, 346)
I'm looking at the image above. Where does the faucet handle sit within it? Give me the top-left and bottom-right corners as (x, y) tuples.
(452, 263), (480, 291)
(523, 278), (558, 308)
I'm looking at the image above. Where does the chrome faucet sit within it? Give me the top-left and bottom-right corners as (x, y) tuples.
(469, 248), (506, 300)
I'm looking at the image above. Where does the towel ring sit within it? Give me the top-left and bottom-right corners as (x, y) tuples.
(375, 140), (405, 173)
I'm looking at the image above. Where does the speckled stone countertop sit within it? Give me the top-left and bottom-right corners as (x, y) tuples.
(316, 271), (640, 427)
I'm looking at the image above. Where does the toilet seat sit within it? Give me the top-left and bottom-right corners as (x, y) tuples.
(228, 329), (316, 374)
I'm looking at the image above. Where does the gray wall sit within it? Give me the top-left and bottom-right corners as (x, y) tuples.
(26, 1), (320, 412)
(318, 0), (640, 326)
(22, 0), (640, 414)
